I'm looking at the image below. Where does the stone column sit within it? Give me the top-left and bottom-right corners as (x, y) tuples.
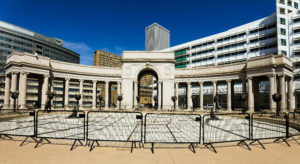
(10, 72), (18, 108)
(117, 82), (121, 109)
(199, 82), (204, 110)
(19, 72), (28, 109)
(212, 81), (217, 111)
(227, 80), (232, 111)
(288, 77), (294, 112)
(269, 75), (276, 112)
(175, 82), (179, 110)
(186, 82), (192, 110)
(41, 75), (49, 109)
(133, 81), (138, 109)
(105, 81), (109, 109)
(4, 74), (11, 108)
(79, 79), (84, 108)
(247, 78), (254, 113)
(92, 80), (97, 110)
(64, 78), (70, 109)
(158, 81), (162, 110)
(279, 75), (287, 112)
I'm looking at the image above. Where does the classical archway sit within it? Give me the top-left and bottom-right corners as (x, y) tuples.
(137, 68), (158, 108)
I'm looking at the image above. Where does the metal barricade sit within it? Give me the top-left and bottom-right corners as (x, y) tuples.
(251, 112), (290, 148)
(287, 112), (300, 140)
(36, 110), (85, 150)
(87, 111), (143, 153)
(202, 113), (251, 153)
(0, 109), (37, 146)
(144, 113), (201, 153)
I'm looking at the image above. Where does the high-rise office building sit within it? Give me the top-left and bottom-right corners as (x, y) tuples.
(145, 23), (170, 51)
(0, 20), (80, 106)
(93, 50), (122, 67)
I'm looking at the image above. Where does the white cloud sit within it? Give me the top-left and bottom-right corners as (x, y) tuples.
(64, 41), (94, 65)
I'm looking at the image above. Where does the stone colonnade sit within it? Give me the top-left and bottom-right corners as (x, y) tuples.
(174, 74), (294, 112)
(3, 71), (122, 110)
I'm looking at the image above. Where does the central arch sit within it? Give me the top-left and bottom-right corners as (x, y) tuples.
(137, 68), (159, 108)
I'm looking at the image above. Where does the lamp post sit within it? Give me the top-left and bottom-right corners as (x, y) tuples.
(171, 96), (177, 111)
(136, 96), (140, 110)
(45, 91), (54, 112)
(154, 96), (158, 110)
(98, 94), (103, 110)
(241, 93), (248, 113)
(75, 94), (81, 111)
(117, 95), (123, 110)
(213, 94), (219, 112)
(192, 95), (197, 112)
(11, 91), (19, 112)
(272, 93), (281, 117)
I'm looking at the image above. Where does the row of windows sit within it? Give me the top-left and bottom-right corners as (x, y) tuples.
(294, 28), (300, 34)
(191, 41), (215, 49)
(192, 56), (214, 63)
(0, 29), (79, 63)
(250, 33), (277, 43)
(217, 33), (246, 43)
(217, 50), (247, 58)
(0, 49), (10, 56)
(191, 48), (214, 56)
(294, 39), (300, 44)
(217, 41), (246, 50)
(249, 24), (276, 34)
(279, 0), (298, 9)
(0, 35), (33, 48)
(0, 42), (33, 53)
(250, 44), (277, 52)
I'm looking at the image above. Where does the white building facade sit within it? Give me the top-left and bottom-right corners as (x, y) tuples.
(2, 52), (294, 112)
(161, 0), (300, 108)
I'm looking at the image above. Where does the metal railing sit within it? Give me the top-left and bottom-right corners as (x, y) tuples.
(87, 111), (143, 153)
(0, 109), (36, 146)
(202, 113), (251, 153)
(144, 113), (201, 153)
(36, 110), (86, 150)
(0, 109), (299, 153)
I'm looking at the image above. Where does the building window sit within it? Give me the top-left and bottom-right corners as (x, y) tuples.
(280, 8), (285, 14)
(281, 28), (286, 35)
(295, 51), (300, 56)
(280, 18), (286, 25)
(281, 39), (287, 46)
(295, 2), (299, 9)
(295, 39), (300, 44)
(294, 28), (300, 34)
(288, 0), (292, 6)
(280, 0), (285, 4)
(281, 50), (287, 55)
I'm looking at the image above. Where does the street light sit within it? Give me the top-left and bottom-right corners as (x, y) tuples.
(45, 91), (54, 112)
(171, 96), (177, 111)
(241, 93), (248, 113)
(117, 95), (123, 110)
(11, 91), (19, 112)
(154, 96), (158, 110)
(213, 94), (219, 112)
(98, 94), (103, 110)
(75, 93), (81, 111)
(272, 93), (281, 117)
(136, 96), (140, 110)
(191, 95), (197, 112)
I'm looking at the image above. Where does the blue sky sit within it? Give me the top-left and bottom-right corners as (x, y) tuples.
(0, 0), (275, 65)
